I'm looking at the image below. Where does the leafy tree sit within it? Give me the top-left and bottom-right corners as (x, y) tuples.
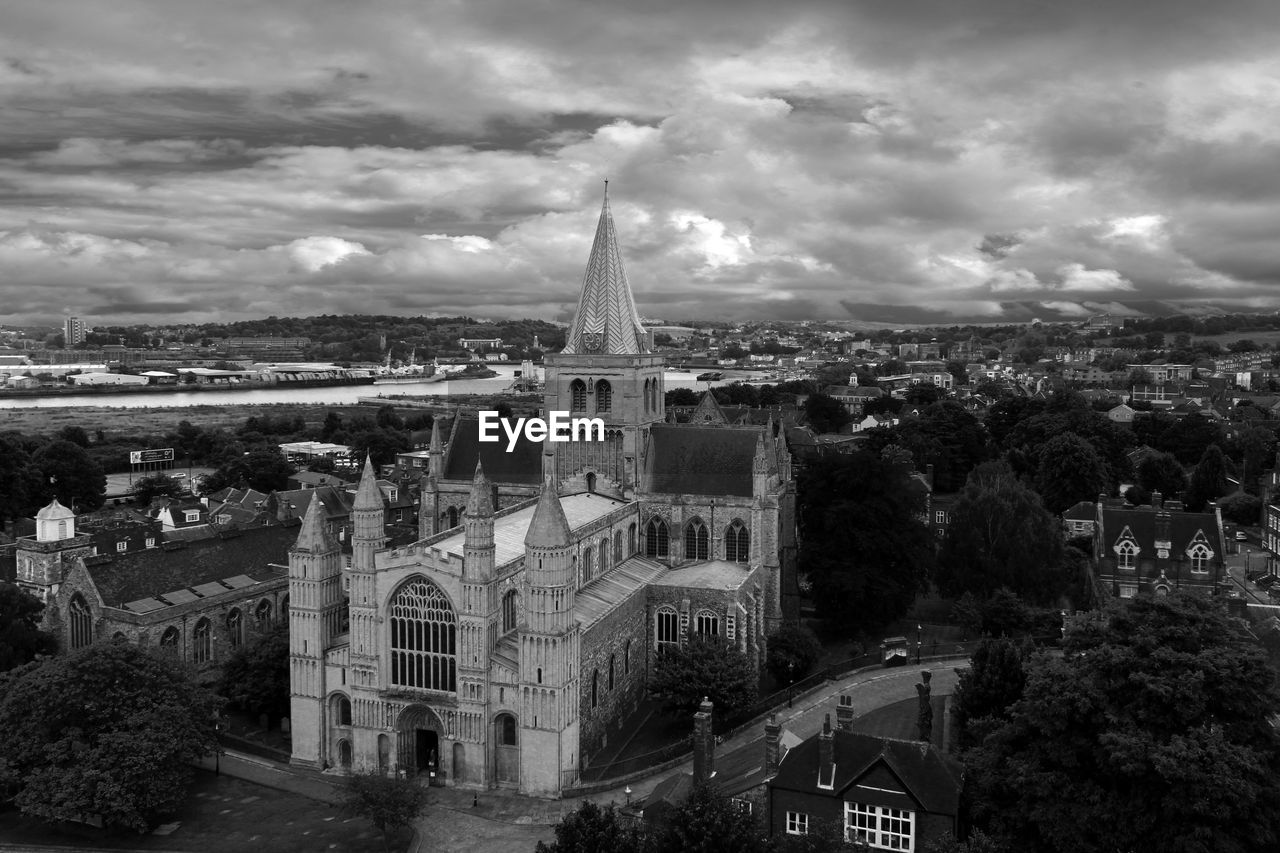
(904, 383), (942, 406)
(130, 473), (185, 506)
(656, 781), (767, 853)
(0, 583), (57, 671)
(951, 638), (1027, 750)
(804, 393), (851, 434)
(537, 800), (648, 853)
(341, 770), (430, 853)
(375, 405), (405, 430)
(0, 641), (221, 832)
(218, 625), (290, 723)
(32, 439), (108, 512)
(1219, 492), (1262, 526)
(55, 425), (91, 447)
(350, 427), (412, 468)
(925, 830), (1010, 853)
(967, 593), (1280, 853)
(208, 448), (296, 494)
(950, 592), (984, 640)
(0, 434), (41, 528)
(765, 622), (824, 685)
(799, 450), (935, 633)
(1233, 424), (1277, 494)
(666, 388), (700, 406)
(771, 816), (866, 852)
(649, 637), (758, 717)
(887, 401), (989, 492)
(1004, 392), (1132, 487)
(937, 462), (1065, 604)
(1185, 443), (1230, 512)
(1033, 432), (1109, 514)
(979, 588), (1031, 638)
(1136, 451), (1187, 498)
(1158, 413), (1225, 464)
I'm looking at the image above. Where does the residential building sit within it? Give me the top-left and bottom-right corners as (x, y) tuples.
(1092, 495), (1226, 598)
(64, 316), (87, 346)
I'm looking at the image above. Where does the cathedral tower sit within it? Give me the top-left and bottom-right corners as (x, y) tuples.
(543, 189), (666, 496)
(419, 418), (444, 539)
(349, 457), (384, 704)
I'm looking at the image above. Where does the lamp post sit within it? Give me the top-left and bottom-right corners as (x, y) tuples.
(916, 623), (923, 664)
(625, 786), (632, 807)
(786, 660), (795, 708)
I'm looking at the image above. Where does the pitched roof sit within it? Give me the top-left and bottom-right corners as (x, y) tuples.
(294, 495), (338, 553)
(690, 390), (729, 424)
(442, 416), (543, 485)
(643, 424), (760, 497)
(353, 457), (383, 512)
(560, 192), (649, 356)
(85, 524), (294, 608)
(1099, 505), (1224, 554)
(525, 478), (572, 548)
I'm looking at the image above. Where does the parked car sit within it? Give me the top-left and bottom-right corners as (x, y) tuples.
(1236, 531), (1249, 541)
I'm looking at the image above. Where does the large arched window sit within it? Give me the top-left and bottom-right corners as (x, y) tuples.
(570, 379), (587, 412)
(193, 618), (212, 664)
(68, 594), (92, 650)
(725, 520), (749, 563)
(1117, 541), (1137, 570)
(160, 626), (180, 652)
(628, 522), (637, 555)
(583, 546), (594, 583)
(1188, 544), (1211, 573)
(596, 380), (612, 413)
(502, 589), (520, 634)
(614, 530), (623, 564)
(332, 693), (352, 726)
(389, 578), (457, 693)
(695, 610), (720, 638)
(685, 519), (709, 561)
(255, 599), (274, 630)
(645, 517), (669, 558)
(226, 608), (244, 648)
(447, 506), (459, 528)
(496, 713), (518, 746)
(599, 537), (609, 574)
(656, 607), (679, 651)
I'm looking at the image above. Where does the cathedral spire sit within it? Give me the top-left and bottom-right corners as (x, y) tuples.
(465, 460), (494, 517)
(561, 190), (649, 355)
(294, 495), (337, 554)
(525, 474), (572, 548)
(353, 455), (382, 511)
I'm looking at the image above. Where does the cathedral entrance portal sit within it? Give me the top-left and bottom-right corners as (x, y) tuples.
(415, 730), (439, 775)
(397, 705), (445, 786)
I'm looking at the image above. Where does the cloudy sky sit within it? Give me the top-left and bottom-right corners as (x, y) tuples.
(3, 0), (1280, 326)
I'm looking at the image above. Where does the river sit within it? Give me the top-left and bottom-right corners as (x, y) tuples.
(0, 366), (752, 410)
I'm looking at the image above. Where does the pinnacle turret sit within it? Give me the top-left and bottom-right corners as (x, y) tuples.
(465, 461), (494, 517)
(353, 455), (382, 512)
(294, 495), (337, 554)
(561, 191), (649, 355)
(525, 475), (572, 549)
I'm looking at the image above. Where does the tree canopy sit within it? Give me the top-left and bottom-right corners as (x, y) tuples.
(649, 637), (758, 717)
(765, 622), (824, 685)
(32, 439), (108, 512)
(0, 583), (56, 672)
(1185, 444), (1230, 512)
(217, 624), (290, 722)
(1032, 432), (1109, 514)
(341, 770), (430, 852)
(535, 800), (647, 853)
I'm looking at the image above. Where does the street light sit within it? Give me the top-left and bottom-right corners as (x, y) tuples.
(625, 786), (632, 806)
(916, 624), (923, 664)
(786, 660), (795, 708)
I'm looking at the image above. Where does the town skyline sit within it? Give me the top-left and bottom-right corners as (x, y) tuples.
(3, 1), (1280, 327)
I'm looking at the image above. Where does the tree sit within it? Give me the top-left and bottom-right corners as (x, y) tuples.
(950, 592), (984, 640)
(804, 393), (851, 434)
(537, 800), (648, 853)
(350, 427), (412, 468)
(924, 830), (1010, 853)
(341, 770), (430, 852)
(765, 622), (824, 685)
(656, 781), (767, 853)
(217, 625), (290, 724)
(666, 388), (700, 407)
(967, 594), (1280, 853)
(1219, 492), (1262, 526)
(1136, 451), (1188, 498)
(32, 439), (108, 512)
(979, 588), (1031, 638)
(888, 401), (989, 492)
(950, 638), (1028, 750)
(1185, 444), (1230, 511)
(209, 448), (296, 493)
(0, 434), (41, 528)
(130, 473), (185, 506)
(55, 425), (91, 447)
(649, 637), (758, 717)
(937, 462), (1066, 604)
(1158, 413), (1225, 464)
(0, 583), (56, 671)
(0, 641), (221, 832)
(799, 450), (935, 633)
(904, 383), (942, 406)
(1033, 432), (1108, 514)
(1233, 424), (1277, 494)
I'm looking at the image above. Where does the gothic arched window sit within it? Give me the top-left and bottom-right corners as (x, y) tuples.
(255, 599), (273, 630)
(725, 520), (749, 563)
(599, 537), (609, 574)
(645, 517), (669, 558)
(628, 522), (637, 555)
(447, 506), (459, 528)
(160, 626), (180, 652)
(1188, 544), (1211, 573)
(332, 693), (352, 726)
(685, 519), (709, 561)
(624, 639), (631, 674)
(695, 610), (720, 637)
(389, 577), (457, 693)
(583, 546), (594, 583)
(496, 713), (518, 745)
(69, 594), (92, 650)
(193, 618), (212, 664)
(656, 607), (679, 651)
(608, 653), (616, 690)
(614, 530), (623, 564)
(226, 608), (243, 647)
(1117, 541), (1137, 570)
(502, 589), (520, 634)
(596, 380), (612, 413)
(570, 379), (587, 412)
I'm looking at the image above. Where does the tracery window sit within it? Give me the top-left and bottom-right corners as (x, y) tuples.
(725, 520), (749, 562)
(570, 379), (587, 412)
(389, 578), (457, 692)
(160, 626), (180, 652)
(656, 606), (679, 651)
(695, 610), (719, 637)
(599, 537), (609, 574)
(1117, 541), (1137, 570)
(226, 608), (244, 647)
(685, 519), (709, 561)
(596, 380), (612, 413)
(645, 517), (669, 558)
(1189, 544), (1211, 573)
(614, 530), (623, 563)
(255, 598), (274, 629)
(193, 618), (212, 664)
(69, 594), (92, 650)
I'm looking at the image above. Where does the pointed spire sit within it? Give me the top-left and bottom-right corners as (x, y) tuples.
(354, 455), (382, 511)
(429, 418), (442, 453)
(561, 190), (649, 355)
(466, 461), (494, 517)
(525, 475), (572, 548)
(691, 389), (728, 424)
(295, 495), (337, 553)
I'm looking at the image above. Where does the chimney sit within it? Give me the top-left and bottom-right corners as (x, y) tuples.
(1152, 490), (1163, 510)
(692, 697), (715, 784)
(818, 714), (834, 787)
(1155, 511), (1172, 547)
(836, 694), (855, 730)
(764, 713), (781, 776)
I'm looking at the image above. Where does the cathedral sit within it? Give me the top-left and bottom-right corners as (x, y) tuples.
(288, 193), (797, 796)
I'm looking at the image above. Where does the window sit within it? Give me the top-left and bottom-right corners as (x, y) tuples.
(786, 812), (809, 835)
(583, 546), (594, 583)
(934, 511), (946, 524)
(184, 510), (200, 523)
(116, 540), (128, 553)
(596, 379), (612, 413)
(1117, 540), (1137, 570)
(496, 713), (517, 746)
(725, 520), (749, 562)
(628, 522), (637, 555)
(1188, 544), (1211, 573)
(614, 530), (623, 563)
(226, 608), (244, 647)
(624, 639), (631, 674)
(145, 537), (156, 548)
(570, 379), (587, 411)
(389, 577), (457, 692)
(193, 618), (212, 664)
(645, 518), (669, 558)
(160, 626), (180, 651)
(685, 519), (709, 561)
(502, 589), (519, 634)
(69, 594), (92, 650)
(732, 798), (752, 815)
(695, 610), (719, 637)
(845, 803), (914, 851)
(333, 694), (352, 726)
(447, 506), (459, 528)
(255, 599), (274, 629)
(599, 537), (609, 574)
(656, 607), (679, 650)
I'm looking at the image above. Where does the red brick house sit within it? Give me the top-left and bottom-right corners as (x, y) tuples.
(1092, 494), (1226, 598)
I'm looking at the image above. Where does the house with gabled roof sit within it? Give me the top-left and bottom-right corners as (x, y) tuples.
(1093, 494), (1226, 598)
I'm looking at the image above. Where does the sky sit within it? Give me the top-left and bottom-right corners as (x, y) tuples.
(3, 0), (1280, 327)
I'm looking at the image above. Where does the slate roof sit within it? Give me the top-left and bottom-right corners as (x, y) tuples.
(273, 485), (352, 522)
(442, 416), (543, 485)
(560, 193), (650, 356)
(85, 524), (294, 608)
(643, 424), (760, 497)
(1063, 500), (1096, 522)
(772, 730), (963, 816)
(1099, 505), (1224, 554)
(575, 556), (665, 630)
(650, 560), (753, 591)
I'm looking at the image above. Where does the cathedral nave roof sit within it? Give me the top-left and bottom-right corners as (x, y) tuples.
(574, 556), (666, 630)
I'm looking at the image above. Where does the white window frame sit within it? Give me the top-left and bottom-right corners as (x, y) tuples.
(145, 537), (156, 548)
(1116, 541), (1138, 570)
(656, 607), (679, 650)
(934, 511), (946, 524)
(116, 541), (128, 553)
(845, 802), (914, 851)
(183, 510), (200, 523)
(786, 811), (809, 835)
(1188, 544), (1211, 574)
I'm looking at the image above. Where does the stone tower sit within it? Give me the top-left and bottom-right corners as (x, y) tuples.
(348, 456), (385, 751)
(543, 189), (665, 497)
(419, 418), (444, 539)
(15, 499), (92, 609)
(456, 463), (495, 786)
(288, 496), (344, 768)
(518, 472), (582, 795)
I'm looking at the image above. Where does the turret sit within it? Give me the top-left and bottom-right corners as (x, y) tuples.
(427, 417), (444, 478)
(352, 456), (385, 573)
(463, 462), (495, 581)
(753, 428), (772, 496)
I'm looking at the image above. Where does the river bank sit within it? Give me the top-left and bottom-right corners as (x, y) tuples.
(0, 402), (374, 438)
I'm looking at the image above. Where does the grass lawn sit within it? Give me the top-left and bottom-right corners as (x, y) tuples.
(0, 770), (409, 853)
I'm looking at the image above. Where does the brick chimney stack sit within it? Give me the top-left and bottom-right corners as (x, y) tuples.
(818, 714), (834, 786)
(836, 693), (854, 730)
(693, 697), (715, 784)
(764, 713), (781, 776)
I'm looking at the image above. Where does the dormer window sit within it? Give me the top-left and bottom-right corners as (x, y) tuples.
(184, 510), (200, 523)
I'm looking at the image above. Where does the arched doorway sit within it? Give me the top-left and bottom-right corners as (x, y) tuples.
(377, 734), (391, 776)
(494, 713), (519, 786)
(397, 705), (443, 783)
(338, 739), (353, 771)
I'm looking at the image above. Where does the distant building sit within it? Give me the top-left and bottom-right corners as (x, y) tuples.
(457, 337), (504, 351)
(64, 316), (87, 346)
(1092, 495), (1226, 598)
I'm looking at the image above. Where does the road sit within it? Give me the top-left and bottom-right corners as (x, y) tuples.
(104, 467), (213, 498)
